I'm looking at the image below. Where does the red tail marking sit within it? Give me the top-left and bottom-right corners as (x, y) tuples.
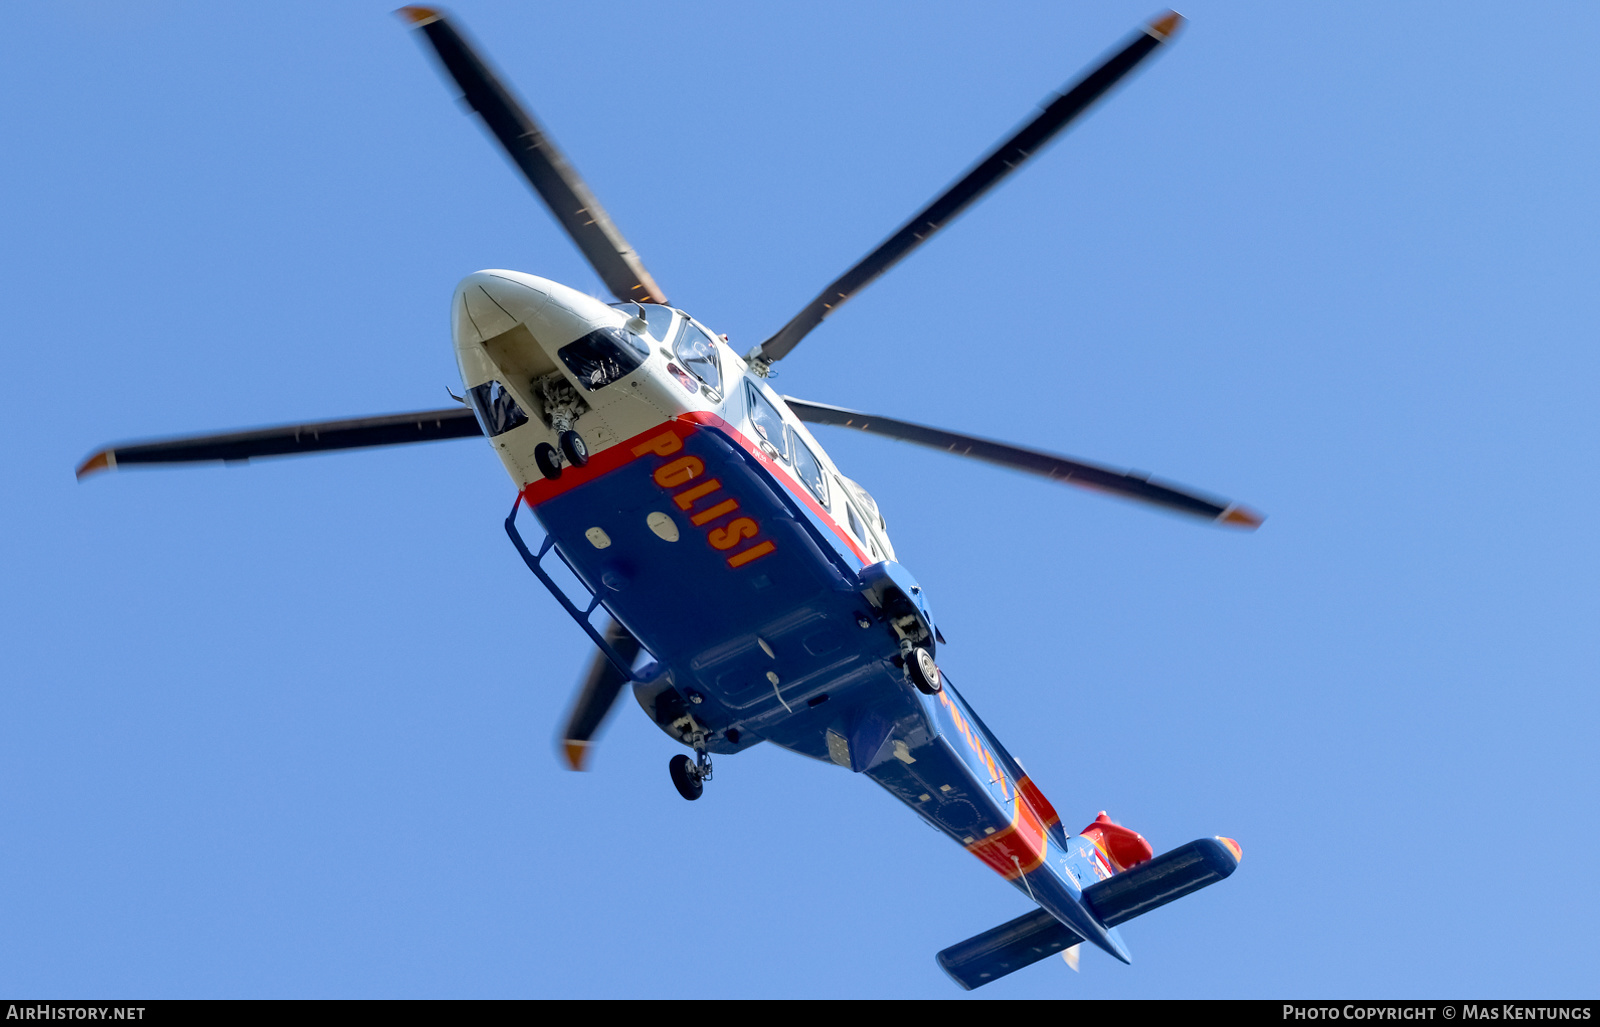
(1017, 777), (1061, 829)
(968, 795), (1049, 879)
(1079, 812), (1154, 872)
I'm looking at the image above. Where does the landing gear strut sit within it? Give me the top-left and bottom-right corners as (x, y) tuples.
(668, 729), (714, 801)
(668, 754), (703, 800)
(534, 373), (589, 481)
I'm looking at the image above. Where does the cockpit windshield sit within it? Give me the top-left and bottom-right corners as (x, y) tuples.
(558, 326), (648, 390)
(745, 381), (789, 461)
(638, 303), (676, 342)
(841, 476), (882, 528)
(467, 380), (529, 437)
(789, 428), (829, 505)
(840, 475), (892, 558)
(674, 321), (722, 394)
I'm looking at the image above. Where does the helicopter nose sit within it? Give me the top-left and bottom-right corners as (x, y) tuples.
(452, 270), (613, 349)
(453, 270), (548, 342)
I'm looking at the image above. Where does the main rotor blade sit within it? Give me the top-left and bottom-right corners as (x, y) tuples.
(76, 407), (482, 478)
(751, 11), (1183, 367)
(783, 396), (1262, 529)
(399, 7), (668, 305)
(560, 619), (644, 771)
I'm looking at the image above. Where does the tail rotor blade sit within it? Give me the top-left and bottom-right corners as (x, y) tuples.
(559, 619), (644, 771)
(399, 7), (668, 305)
(784, 396), (1262, 529)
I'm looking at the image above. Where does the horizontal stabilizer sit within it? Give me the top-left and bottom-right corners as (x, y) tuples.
(1082, 836), (1241, 927)
(936, 836), (1241, 990)
(936, 906), (1080, 991)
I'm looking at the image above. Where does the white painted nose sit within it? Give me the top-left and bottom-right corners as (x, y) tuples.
(454, 270), (546, 341)
(452, 270), (615, 351)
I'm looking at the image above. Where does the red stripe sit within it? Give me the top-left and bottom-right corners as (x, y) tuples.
(523, 414), (874, 567)
(1017, 776), (1061, 829)
(680, 411), (873, 566)
(520, 420), (700, 506)
(966, 794), (1050, 879)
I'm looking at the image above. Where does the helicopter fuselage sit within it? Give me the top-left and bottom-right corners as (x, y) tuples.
(454, 268), (1134, 962)
(73, 7), (1248, 990)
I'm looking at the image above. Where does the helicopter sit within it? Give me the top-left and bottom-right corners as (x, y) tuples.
(76, 6), (1259, 988)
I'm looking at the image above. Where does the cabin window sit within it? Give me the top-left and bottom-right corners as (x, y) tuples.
(467, 380), (528, 437)
(745, 381), (790, 462)
(558, 326), (647, 390)
(789, 428), (829, 506)
(674, 321), (722, 394)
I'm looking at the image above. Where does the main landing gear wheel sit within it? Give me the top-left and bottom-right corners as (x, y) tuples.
(559, 430), (589, 468)
(669, 754), (703, 801)
(534, 442), (562, 481)
(907, 646), (942, 695)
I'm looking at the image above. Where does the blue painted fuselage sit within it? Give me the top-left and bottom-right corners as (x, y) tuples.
(519, 414), (1127, 961)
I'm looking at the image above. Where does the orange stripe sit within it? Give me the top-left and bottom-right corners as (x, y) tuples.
(966, 794), (1049, 879)
(525, 413), (873, 567)
(523, 420), (698, 506)
(1017, 776), (1060, 828)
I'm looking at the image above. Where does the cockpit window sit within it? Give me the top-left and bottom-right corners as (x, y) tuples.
(745, 380), (789, 462)
(674, 321), (722, 394)
(558, 326), (647, 390)
(845, 502), (881, 561)
(639, 303), (676, 343)
(467, 380), (529, 438)
(841, 475), (883, 529)
(846, 503), (865, 541)
(789, 428), (829, 506)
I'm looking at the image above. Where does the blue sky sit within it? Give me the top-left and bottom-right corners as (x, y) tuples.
(2, 0), (1597, 998)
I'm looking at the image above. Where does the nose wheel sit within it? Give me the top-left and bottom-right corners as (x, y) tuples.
(533, 430), (589, 482)
(559, 429), (589, 467)
(535, 372), (590, 480)
(534, 442), (562, 480)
